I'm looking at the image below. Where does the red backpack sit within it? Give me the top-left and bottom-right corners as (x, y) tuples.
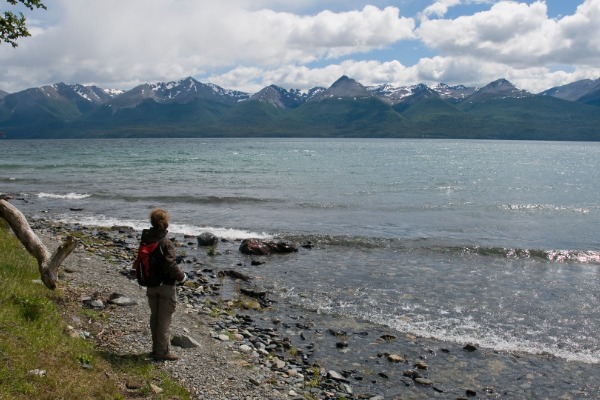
(133, 240), (164, 287)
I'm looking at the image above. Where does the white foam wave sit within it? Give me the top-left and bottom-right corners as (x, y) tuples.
(277, 289), (600, 364)
(503, 203), (589, 214)
(172, 223), (272, 240)
(411, 319), (596, 363)
(546, 250), (600, 263)
(55, 214), (272, 240)
(363, 311), (600, 364)
(56, 215), (148, 231)
(37, 192), (92, 200)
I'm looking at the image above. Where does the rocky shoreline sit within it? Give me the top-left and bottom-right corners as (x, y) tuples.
(30, 218), (598, 400)
(34, 218), (387, 400)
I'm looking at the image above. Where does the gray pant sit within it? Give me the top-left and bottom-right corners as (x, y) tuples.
(147, 284), (177, 356)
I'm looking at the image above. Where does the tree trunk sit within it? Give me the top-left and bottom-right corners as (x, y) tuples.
(0, 198), (76, 290)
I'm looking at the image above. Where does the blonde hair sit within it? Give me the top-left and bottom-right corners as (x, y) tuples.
(150, 208), (170, 230)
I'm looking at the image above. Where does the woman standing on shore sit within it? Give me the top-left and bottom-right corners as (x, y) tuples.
(140, 208), (187, 361)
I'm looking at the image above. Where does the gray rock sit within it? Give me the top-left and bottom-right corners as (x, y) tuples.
(171, 334), (201, 348)
(403, 369), (422, 379)
(249, 377), (261, 386)
(388, 354), (405, 363)
(415, 377), (433, 385)
(239, 239), (298, 255)
(340, 383), (353, 394)
(90, 299), (104, 308)
(197, 232), (218, 246)
(108, 296), (138, 306)
(239, 344), (253, 353)
(327, 370), (344, 381)
(28, 369), (46, 377)
(218, 334), (230, 342)
(463, 343), (478, 352)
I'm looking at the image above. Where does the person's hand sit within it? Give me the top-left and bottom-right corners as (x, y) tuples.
(176, 273), (188, 285)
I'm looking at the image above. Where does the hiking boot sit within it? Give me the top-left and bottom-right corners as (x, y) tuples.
(152, 353), (179, 361)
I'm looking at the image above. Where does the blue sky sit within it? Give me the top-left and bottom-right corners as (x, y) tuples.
(1, 0), (599, 94)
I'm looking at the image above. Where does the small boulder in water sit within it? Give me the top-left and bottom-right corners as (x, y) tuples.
(239, 239), (272, 255)
(197, 232), (218, 247)
(463, 343), (478, 352)
(239, 238), (298, 255)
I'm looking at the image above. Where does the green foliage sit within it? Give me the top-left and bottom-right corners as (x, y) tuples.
(305, 366), (321, 388)
(1, 0), (46, 47)
(10, 294), (52, 322)
(76, 353), (93, 366)
(288, 345), (298, 357)
(231, 297), (262, 311)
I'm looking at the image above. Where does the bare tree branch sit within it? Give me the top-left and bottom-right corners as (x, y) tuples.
(0, 198), (76, 289)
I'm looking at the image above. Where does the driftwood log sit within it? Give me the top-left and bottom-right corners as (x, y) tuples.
(0, 198), (77, 290)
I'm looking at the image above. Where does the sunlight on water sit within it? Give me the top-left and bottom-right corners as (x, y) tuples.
(278, 286), (600, 364)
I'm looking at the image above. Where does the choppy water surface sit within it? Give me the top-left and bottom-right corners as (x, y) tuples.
(1, 138), (599, 366)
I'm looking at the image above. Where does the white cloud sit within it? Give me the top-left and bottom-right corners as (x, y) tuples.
(209, 60), (415, 93)
(206, 55), (600, 95)
(422, 0), (462, 18)
(420, 0), (495, 19)
(285, 6), (415, 58)
(0, 1), (414, 92)
(0, 0), (598, 94)
(554, 0), (600, 64)
(418, 2), (556, 63)
(411, 55), (560, 92)
(417, 0), (600, 68)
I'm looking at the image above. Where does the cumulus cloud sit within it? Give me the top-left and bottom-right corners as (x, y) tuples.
(555, 0), (600, 64)
(285, 6), (414, 57)
(207, 59), (417, 94)
(0, 0), (414, 92)
(417, 0), (600, 68)
(411, 55), (561, 92)
(0, 0), (598, 94)
(422, 0), (462, 18)
(206, 54), (600, 95)
(418, 2), (556, 63)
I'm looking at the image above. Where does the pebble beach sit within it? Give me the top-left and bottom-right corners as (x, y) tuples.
(31, 218), (599, 400)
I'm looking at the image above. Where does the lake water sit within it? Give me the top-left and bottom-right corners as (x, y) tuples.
(1, 138), (599, 366)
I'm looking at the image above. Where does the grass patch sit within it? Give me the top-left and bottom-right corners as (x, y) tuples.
(0, 220), (191, 399)
(305, 366), (321, 388)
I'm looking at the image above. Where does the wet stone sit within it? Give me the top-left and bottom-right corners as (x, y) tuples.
(387, 354), (405, 363)
(414, 377), (433, 386)
(463, 343), (478, 352)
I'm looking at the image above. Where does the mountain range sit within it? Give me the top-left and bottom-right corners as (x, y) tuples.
(1, 75), (599, 140)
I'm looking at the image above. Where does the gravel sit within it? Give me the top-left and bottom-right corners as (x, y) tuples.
(38, 227), (294, 400)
